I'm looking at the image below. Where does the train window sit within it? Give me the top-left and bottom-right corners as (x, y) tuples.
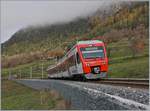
(76, 53), (80, 64)
(80, 46), (104, 59)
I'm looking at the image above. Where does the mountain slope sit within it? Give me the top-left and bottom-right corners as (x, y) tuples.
(2, 17), (90, 55)
(1, 1), (149, 68)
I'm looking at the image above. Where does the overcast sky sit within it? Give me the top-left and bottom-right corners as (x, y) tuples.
(1, 0), (114, 43)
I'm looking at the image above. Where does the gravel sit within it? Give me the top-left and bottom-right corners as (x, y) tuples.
(75, 81), (149, 105)
(16, 79), (149, 110)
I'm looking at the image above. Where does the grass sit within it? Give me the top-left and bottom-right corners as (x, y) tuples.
(1, 80), (70, 110)
(108, 56), (149, 78)
(107, 40), (149, 58)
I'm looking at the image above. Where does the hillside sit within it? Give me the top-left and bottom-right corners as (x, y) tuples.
(1, 1), (149, 68)
(2, 17), (89, 55)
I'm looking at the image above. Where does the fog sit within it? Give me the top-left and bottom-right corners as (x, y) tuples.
(1, 0), (115, 43)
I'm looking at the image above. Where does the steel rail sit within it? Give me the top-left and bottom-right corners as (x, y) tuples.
(90, 78), (149, 89)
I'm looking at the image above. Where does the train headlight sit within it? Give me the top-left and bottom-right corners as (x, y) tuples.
(86, 63), (90, 66)
(93, 67), (100, 74)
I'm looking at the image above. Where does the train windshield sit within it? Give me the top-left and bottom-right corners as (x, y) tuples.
(80, 46), (104, 59)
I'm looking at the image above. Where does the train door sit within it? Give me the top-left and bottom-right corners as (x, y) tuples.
(76, 52), (83, 74)
(68, 50), (78, 75)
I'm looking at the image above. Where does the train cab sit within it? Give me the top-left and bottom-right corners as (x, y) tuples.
(76, 40), (108, 79)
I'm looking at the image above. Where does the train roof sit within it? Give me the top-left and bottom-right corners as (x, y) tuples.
(77, 40), (103, 45)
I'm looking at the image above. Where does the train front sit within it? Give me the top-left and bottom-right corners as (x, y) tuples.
(78, 41), (108, 79)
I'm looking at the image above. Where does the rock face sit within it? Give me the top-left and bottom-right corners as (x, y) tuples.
(16, 79), (149, 110)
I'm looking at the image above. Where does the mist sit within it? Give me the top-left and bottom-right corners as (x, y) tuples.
(1, 0), (115, 43)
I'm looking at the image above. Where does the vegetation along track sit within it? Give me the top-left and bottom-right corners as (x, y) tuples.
(90, 78), (149, 89)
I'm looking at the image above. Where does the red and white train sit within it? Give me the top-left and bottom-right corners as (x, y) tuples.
(47, 40), (108, 80)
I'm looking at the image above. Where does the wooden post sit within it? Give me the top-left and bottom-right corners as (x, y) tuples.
(9, 70), (11, 80)
(20, 69), (21, 79)
(30, 67), (32, 79)
(42, 62), (44, 79)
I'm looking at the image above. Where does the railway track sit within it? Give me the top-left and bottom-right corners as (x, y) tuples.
(90, 78), (149, 89)
(49, 77), (149, 89)
(17, 77), (149, 89)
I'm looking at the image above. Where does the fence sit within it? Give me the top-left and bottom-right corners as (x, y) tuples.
(4, 60), (55, 80)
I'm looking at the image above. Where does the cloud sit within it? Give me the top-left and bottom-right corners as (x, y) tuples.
(1, 0), (113, 43)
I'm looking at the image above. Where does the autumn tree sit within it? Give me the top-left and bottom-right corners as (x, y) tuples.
(89, 16), (101, 29)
